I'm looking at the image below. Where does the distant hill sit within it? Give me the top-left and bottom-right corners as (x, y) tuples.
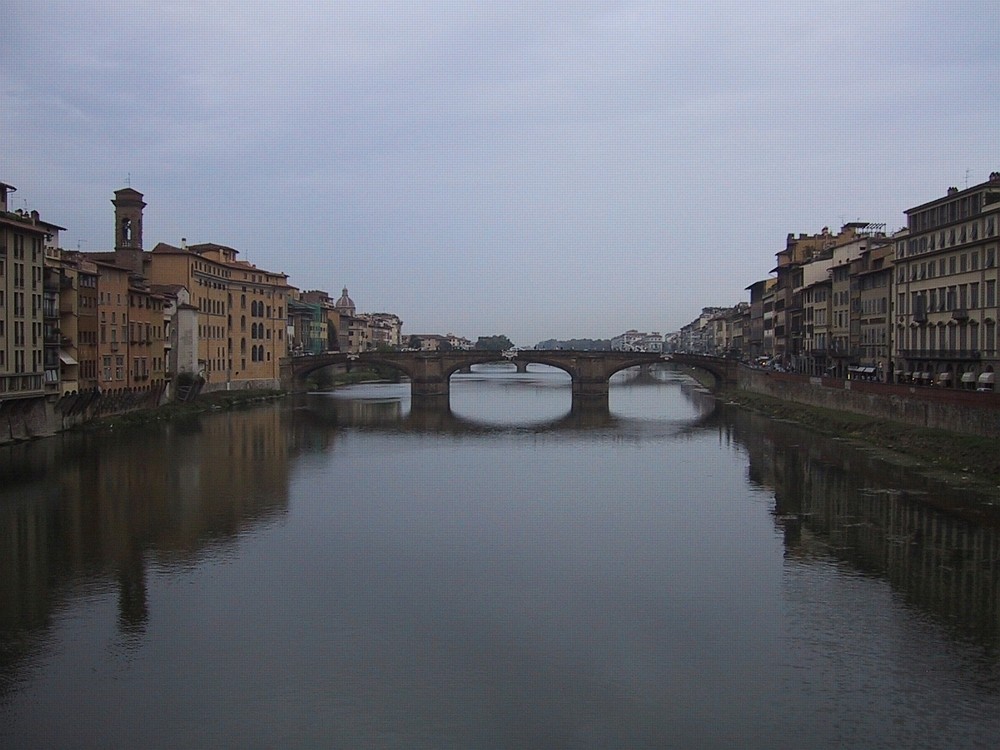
(534, 338), (611, 351)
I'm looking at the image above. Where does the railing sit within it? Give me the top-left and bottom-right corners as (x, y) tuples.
(899, 349), (981, 361)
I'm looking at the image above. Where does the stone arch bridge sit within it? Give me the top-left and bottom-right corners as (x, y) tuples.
(281, 350), (738, 407)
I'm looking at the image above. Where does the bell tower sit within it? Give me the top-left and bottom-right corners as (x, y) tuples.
(113, 187), (146, 251)
(112, 187), (146, 275)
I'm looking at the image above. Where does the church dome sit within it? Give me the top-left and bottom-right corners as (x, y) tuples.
(335, 287), (355, 315)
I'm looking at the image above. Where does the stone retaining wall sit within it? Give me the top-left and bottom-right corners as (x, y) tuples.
(739, 367), (1000, 438)
(1, 385), (167, 445)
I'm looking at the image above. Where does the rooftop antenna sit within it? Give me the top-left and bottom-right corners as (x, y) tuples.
(126, 172), (131, 187)
(965, 168), (971, 189)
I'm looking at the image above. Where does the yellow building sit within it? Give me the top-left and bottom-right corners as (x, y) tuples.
(88, 188), (294, 391)
(146, 242), (292, 388)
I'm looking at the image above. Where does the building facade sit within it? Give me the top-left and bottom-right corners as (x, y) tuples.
(1, 182), (50, 404)
(893, 173), (1000, 389)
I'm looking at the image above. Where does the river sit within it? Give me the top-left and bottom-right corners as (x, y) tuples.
(1, 365), (999, 749)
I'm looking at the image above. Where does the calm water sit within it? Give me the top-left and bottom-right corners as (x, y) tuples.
(2, 365), (1000, 749)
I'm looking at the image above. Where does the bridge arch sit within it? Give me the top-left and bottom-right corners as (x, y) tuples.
(603, 357), (672, 380)
(664, 354), (738, 389)
(445, 354), (575, 381)
(283, 352), (420, 385)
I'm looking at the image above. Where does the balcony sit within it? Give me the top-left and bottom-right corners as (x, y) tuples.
(899, 349), (981, 361)
(952, 308), (969, 321)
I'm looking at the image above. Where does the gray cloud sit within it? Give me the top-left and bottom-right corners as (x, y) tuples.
(4, 1), (998, 343)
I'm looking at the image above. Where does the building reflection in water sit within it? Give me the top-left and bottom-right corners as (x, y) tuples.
(719, 406), (1000, 647)
(0, 404), (293, 689)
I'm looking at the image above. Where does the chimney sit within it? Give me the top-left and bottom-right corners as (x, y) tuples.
(0, 182), (14, 212)
(947, 186), (959, 195)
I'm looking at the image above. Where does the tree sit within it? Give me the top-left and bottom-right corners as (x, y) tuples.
(474, 335), (514, 351)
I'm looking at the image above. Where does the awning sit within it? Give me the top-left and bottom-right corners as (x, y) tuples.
(961, 372), (977, 383)
(937, 372), (952, 382)
(919, 372), (931, 380)
(59, 350), (78, 366)
(979, 372), (996, 384)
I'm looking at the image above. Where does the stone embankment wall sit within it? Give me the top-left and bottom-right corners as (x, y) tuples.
(738, 368), (1000, 438)
(202, 378), (281, 394)
(1, 385), (167, 445)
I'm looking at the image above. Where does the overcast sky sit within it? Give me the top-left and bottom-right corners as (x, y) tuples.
(3, 1), (997, 344)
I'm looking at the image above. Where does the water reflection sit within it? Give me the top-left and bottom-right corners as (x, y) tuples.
(2, 372), (1000, 747)
(720, 405), (1000, 648)
(0, 405), (293, 694)
(315, 366), (718, 437)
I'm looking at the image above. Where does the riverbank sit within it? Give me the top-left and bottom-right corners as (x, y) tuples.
(721, 387), (1000, 495)
(77, 370), (399, 432)
(670, 361), (1000, 493)
(74, 389), (287, 431)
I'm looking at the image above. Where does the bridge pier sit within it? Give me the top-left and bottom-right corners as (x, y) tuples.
(515, 361), (528, 373)
(409, 354), (450, 408)
(571, 377), (610, 409)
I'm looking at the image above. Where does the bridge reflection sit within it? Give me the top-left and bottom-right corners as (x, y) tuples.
(297, 375), (719, 437)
